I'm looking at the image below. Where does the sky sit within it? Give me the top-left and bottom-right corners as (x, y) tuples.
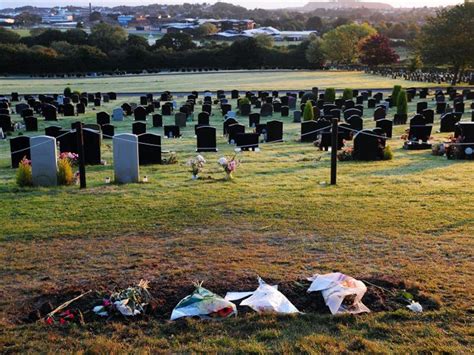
(0, 0), (463, 10)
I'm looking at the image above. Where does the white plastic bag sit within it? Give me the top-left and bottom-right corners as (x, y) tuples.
(307, 272), (370, 315)
(225, 277), (300, 314)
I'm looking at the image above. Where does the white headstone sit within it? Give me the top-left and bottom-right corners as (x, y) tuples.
(30, 135), (57, 186)
(112, 108), (124, 121)
(113, 133), (139, 184)
(57, 95), (65, 105)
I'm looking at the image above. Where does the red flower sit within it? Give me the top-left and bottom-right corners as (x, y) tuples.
(45, 317), (54, 325)
(59, 318), (66, 325)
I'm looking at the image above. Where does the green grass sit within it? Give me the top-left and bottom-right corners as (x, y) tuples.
(0, 70), (448, 95)
(0, 90), (473, 352)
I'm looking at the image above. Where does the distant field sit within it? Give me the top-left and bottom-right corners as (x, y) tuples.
(0, 70), (447, 95)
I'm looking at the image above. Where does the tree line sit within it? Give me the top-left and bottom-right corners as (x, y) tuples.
(0, 4), (472, 82)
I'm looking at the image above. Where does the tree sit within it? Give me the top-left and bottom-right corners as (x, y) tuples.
(89, 23), (127, 53)
(154, 33), (196, 52)
(306, 16), (322, 31)
(14, 12), (41, 26)
(321, 23), (377, 64)
(324, 88), (336, 103)
(304, 38), (325, 68)
(89, 11), (102, 22)
(127, 34), (149, 48)
(0, 27), (21, 44)
(418, 4), (474, 85)
(391, 85), (402, 107)
(303, 101), (314, 121)
(408, 55), (423, 72)
(397, 89), (408, 115)
(358, 34), (398, 67)
(196, 23), (218, 38)
(341, 88), (353, 101)
(254, 34), (274, 49)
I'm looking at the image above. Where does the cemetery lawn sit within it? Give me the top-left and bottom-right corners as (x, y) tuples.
(0, 94), (473, 353)
(0, 70), (447, 95)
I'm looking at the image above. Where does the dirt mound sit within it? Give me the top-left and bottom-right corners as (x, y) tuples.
(20, 274), (441, 325)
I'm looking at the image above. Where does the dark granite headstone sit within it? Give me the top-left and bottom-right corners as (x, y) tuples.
(138, 133), (161, 165)
(196, 126), (217, 152)
(10, 136), (30, 168)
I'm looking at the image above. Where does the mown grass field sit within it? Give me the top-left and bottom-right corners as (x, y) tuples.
(0, 84), (473, 353)
(0, 70), (445, 95)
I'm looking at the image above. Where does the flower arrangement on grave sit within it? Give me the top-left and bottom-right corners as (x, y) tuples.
(92, 280), (152, 317)
(57, 156), (75, 186)
(218, 155), (240, 180)
(382, 146), (393, 160)
(16, 157), (33, 187)
(59, 152), (79, 166)
(431, 143), (446, 156)
(337, 147), (353, 161)
(45, 309), (84, 326)
(187, 154), (206, 180)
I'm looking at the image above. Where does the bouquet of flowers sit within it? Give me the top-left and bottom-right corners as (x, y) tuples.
(217, 155), (240, 180)
(187, 154), (206, 179)
(337, 147), (353, 161)
(92, 280), (152, 317)
(59, 152), (79, 166)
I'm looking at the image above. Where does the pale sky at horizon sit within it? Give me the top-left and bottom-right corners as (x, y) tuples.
(0, 0), (463, 10)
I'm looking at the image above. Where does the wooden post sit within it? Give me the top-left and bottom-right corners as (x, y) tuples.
(330, 118), (338, 185)
(73, 121), (86, 189)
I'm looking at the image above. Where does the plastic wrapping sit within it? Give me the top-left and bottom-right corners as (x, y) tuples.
(307, 272), (370, 315)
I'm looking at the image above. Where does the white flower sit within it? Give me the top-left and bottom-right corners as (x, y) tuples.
(93, 305), (104, 313)
(407, 301), (423, 313)
(114, 299), (141, 316)
(218, 157), (228, 166)
(196, 155), (206, 163)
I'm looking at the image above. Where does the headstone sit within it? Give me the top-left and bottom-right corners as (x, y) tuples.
(102, 124), (115, 139)
(367, 98), (376, 108)
(138, 133), (162, 165)
(440, 113), (460, 132)
(63, 103), (75, 117)
(113, 108), (124, 121)
(373, 106), (386, 120)
(45, 125), (62, 138)
(83, 128), (101, 165)
(152, 114), (163, 127)
(196, 126), (217, 152)
(122, 103), (132, 116)
(24, 116), (38, 131)
(113, 134), (139, 184)
(96, 111), (110, 126)
(376, 119), (393, 138)
(132, 122), (147, 135)
(228, 123), (245, 144)
(223, 118), (238, 135)
(0, 114), (12, 132)
(353, 130), (383, 161)
(240, 103), (251, 116)
(281, 106), (289, 117)
(10, 136), (30, 168)
(347, 116), (363, 132)
(76, 103), (85, 114)
(249, 113), (260, 128)
(422, 109), (434, 124)
(260, 103), (273, 117)
(30, 136), (58, 186)
(436, 102), (447, 114)
(43, 104), (58, 121)
(235, 133), (259, 151)
(344, 108), (362, 120)
(164, 125), (180, 138)
(266, 120), (283, 143)
(175, 112), (187, 127)
(198, 112), (210, 125)
(293, 110), (302, 123)
(134, 106), (147, 121)
(417, 102), (428, 114)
